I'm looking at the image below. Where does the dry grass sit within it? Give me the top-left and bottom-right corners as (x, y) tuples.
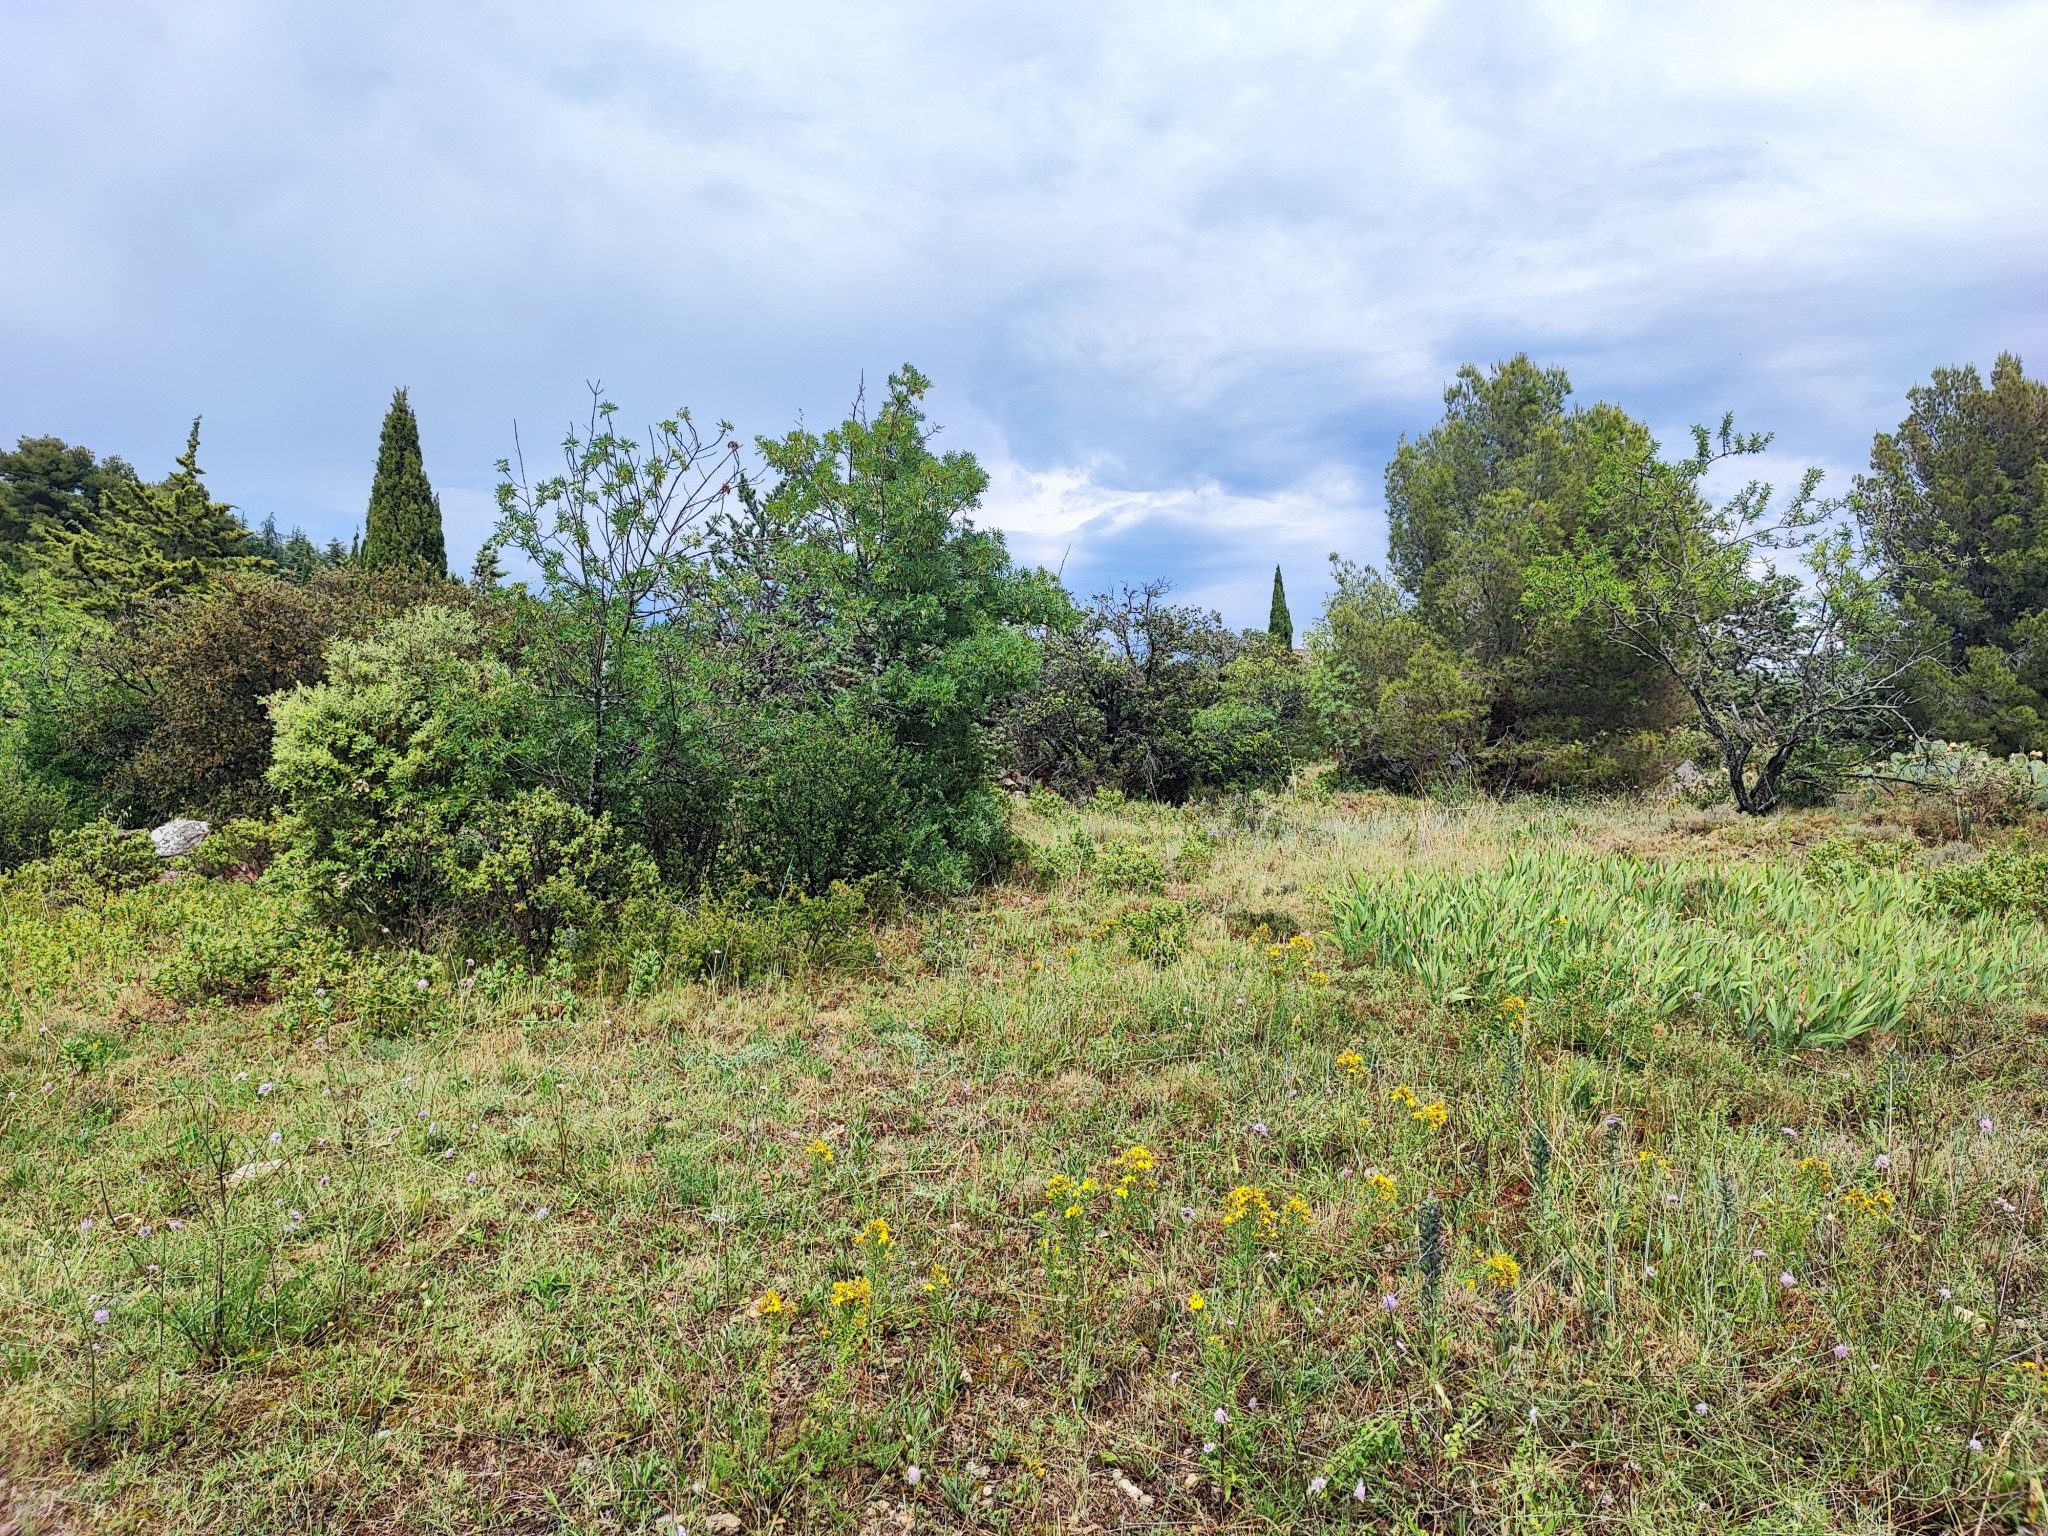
(1, 787), (2045, 1533)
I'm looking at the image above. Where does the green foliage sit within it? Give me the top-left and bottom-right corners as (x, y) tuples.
(1331, 848), (2035, 1049)
(183, 815), (293, 880)
(1307, 562), (1486, 790)
(266, 605), (524, 944)
(1007, 581), (1309, 799)
(18, 421), (259, 624)
(0, 435), (136, 559)
(1524, 417), (1913, 813)
(443, 789), (658, 967)
(1093, 838), (1166, 893)
(1266, 564), (1293, 649)
(1381, 356), (1688, 782)
(12, 821), (161, 900)
(1854, 353), (2048, 753)
(1803, 833), (1913, 888)
(361, 387), (447, 576)
(0, 760), (75, 869)
(1923, 848), (2048, 922)
(1118, 897), (1191, 963)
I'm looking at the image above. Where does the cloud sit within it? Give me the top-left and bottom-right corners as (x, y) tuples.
(1, 0), (2044, 624)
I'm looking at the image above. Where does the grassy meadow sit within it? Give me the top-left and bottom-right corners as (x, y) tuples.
(2, 786), (2046, 1533)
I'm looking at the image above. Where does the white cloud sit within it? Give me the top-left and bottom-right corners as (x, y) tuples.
(1, 0), (2043, 623)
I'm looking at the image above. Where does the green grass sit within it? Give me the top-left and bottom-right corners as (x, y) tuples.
(1, 790), (2045, 1533)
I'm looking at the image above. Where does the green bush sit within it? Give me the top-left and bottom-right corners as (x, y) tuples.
(154, 895), (301, 1004)
(0, 764), (74, 870)
(15, 821), (161, 899)
(1806, 834), (1913, 888)
(1095, 838), (1166, 893)
(1120, 898), (1192, 964)
(1923, 848), (2048, 922)
(444, 790), (658, 967)
(183, 815), (293, 880)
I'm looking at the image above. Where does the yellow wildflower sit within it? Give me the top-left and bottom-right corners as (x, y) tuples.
(1221, 1184), (1279, 1238)
(829, 1276), (873, 1310)
(1481, 1251), (1521, 1290)
(751, 1290), (786, 1317)
(1283, 1195), (1313, 1227)
(855, 1217), (894, 1250)
(1389, 1085), (1419, 1109)
(1185, 1290), (1206, 1313)
(922, 1264), (950, 1294)
(1336, 1050), (1366, 1077)
(805, 1138), (834, 1166)
(1366, 1170), (1398, 1202)
(1116, 1144), (1157, 1174)
(1497, 995), (1528, 1021)
(1412, 1101), (1449, 1130)
(1044, 1173), (1076, 1202)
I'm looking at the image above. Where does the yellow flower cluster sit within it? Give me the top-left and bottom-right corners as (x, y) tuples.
(1221, 1184), (1279, 1237)
(752, 1290), (786, 1317)
(1390, 1085), (1419, 1108)
(922, 1264), (950, 1295)
(1264, 932), (1329, 985)
(805, 1138), (834, 1167)
(830, 1277), (873, 1311)
(1335, 1050), (1366, 1079)
(1366, 1170), (1398, 1202)
(855, 1217), (894, 1250)
(1185, 1290), (1206, 1313)
(1220, 1185), (1312, 1239)
(1413, 1100), (1449, 1129)
(1497, 995), (1528, 1021)
(1113, 1144), (1157, 1201)
(1839, 1185), (1894, 1217)
(2019, 1360), (2046, 1393)
(1481, 1251), (1521, 1290)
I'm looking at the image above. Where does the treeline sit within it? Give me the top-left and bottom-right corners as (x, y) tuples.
(0, 354), (2042, 959)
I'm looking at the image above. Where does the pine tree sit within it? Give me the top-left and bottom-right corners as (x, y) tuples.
(26, 419), (259, 621)
(362, 387), (447, 576)
(1267, 564), (1293, 649)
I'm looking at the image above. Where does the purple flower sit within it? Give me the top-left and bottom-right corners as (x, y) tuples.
(1832, 1343), (1850, 1360)
(78, 1219), (92, 1233)
(1179, 1206), (1196, 1222)
(1202, 1440), (1218, 1455)
(257, 1081), (275, 1096)
(1873, 1153), (1891, 1171)
(92, 1308), (109, 1325)
(1693, 1401), (1708, 1416)
(1352, 1479), (1367, 1502)
(1213, 1407), (1229, 1425)
(1979, 1117), (1995, 1136)
(1308, 1476), (1327, 1494)
(1381, 1293), (1400, 1312)
(1249, 1122), (1270, 1138)
(1779, 1271), (1797, 1288)
(1781, 1126), (1800, 1140)
(1968, 1437), (1983, 1453)
(904, 1465), (921, 1487)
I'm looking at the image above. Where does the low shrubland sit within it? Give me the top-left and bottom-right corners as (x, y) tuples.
(1, 788), (2044, 1533)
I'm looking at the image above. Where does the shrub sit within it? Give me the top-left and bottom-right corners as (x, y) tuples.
(1806, 834), (1913, 888)
(0, 763), (74, 870)
(19, 821), (161, 899)
(1120, 898), (1192, 964)
(266, 605), (524, 945)
(443, 790), (659, 967)
(183, 816), (292, 880)
(723, 709), (916, 893)
(1880, 740), (2048, 840)
(1923, 849), (2048, 922)
(155, 893), (302, 1004)
(1095, 839), (1166, 893)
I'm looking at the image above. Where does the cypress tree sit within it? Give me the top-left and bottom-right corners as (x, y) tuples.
(362, 387), (447, 576)
(1267, 563), (1293, 649)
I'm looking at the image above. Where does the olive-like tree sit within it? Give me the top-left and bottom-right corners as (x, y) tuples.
(1525, 418), (1920, 813)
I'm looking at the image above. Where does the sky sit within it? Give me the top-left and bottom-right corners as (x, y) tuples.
(3, 0), (2045, 626)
